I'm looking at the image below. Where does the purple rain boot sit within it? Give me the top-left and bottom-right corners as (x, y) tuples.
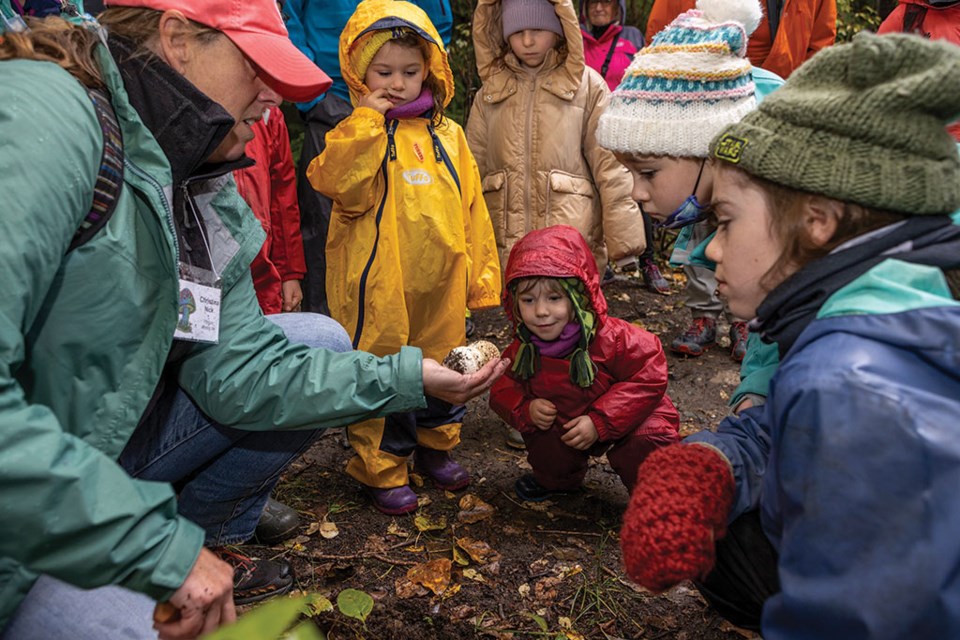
(367, 485), (419, 515)
(415, 447), (471, 491)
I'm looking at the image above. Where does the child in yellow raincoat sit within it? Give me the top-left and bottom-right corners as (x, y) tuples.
(308, 0), (502, 515)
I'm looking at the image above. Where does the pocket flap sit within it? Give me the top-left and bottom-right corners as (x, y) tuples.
(548, 171), (593, 196)
(482, 171), (506, 193)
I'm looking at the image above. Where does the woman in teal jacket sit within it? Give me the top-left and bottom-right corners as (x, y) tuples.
(0, 1), (505, 638)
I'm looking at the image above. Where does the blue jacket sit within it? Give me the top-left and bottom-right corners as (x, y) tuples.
(688, 251), (960, 639)
(284, 0), (452, 109)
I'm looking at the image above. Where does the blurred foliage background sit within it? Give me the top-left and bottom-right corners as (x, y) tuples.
(286, 0), (888, 160)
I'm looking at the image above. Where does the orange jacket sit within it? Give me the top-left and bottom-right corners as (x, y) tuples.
(644, 0), (836, 77)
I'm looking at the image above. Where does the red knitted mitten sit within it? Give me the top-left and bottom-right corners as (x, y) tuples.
(620, 444), (735, 592)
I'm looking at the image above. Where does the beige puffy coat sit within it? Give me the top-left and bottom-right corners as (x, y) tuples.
(466, 0), (644, 271)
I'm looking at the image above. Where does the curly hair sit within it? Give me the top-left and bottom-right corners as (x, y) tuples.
(0, 16), (104, 88)
(0, 8), (220, 88)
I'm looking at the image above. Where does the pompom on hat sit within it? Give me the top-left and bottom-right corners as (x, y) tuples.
(711, 32), (960, 215)
(104, 0), (332, 102)
(501, 0), (564, 39)
(596, 0), (762, 158)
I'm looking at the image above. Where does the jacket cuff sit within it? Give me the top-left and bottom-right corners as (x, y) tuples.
(589, 411), (611, 441)
(396, 346), (426, 410)
(143, 517), (205, 601)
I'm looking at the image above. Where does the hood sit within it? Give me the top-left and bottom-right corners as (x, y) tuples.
(502, 225), (607, 325)
(339, 0), (455, 108)
(472, 0), (584, 103)
(579, 0), (628, 29)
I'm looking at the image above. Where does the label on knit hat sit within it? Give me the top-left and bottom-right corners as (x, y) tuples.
(714, 134), (747, 163)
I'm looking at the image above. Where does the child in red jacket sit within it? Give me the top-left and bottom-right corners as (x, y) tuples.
(489, 225), (680, 501)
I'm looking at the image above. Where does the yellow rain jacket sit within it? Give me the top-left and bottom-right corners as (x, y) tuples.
(308, 0), (500, 362)
(307, 0), (501, 488)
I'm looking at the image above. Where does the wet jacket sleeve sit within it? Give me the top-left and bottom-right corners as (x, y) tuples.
(729, 333), (779, 408)
(588, 321), (670, 441)
(465, 98), (490, 177)
(306, 107), (388, 217)
(0, 62), (202, 604)
(456, 127), (502, 310)
(266, 111), (306, 282)
(580, 72), (645, 261)
(178, 270), (427, 430)
(488, 342), (538, 433)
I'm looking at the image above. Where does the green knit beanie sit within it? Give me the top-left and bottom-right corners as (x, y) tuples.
(711, 32), (960, 215)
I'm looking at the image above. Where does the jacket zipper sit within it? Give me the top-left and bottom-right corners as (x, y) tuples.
(524, 75), (536, 235)
(352, 118), (398, 349)
(124, 157), (179, 266)
(428, 123), (461, 196)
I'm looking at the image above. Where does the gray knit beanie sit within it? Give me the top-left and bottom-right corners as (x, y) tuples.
(502, 0), (564, 38)
(711, 32), (960, 215)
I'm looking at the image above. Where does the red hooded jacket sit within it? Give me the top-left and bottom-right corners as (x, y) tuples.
(234, 106), (307, 315)
(489, 226), (679, 442)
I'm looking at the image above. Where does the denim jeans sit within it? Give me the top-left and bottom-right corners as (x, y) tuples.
(1, 313), (351, 640)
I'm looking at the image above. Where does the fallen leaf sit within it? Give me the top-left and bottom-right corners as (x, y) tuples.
(416, 494), (433, 508)
(439, 582), (461, 600)
(409, 472), (425, 488)
(414, 514), (446, 532)
(406, 558), (452, 595)
(453, 544), (470, 567)
(462, 568), (486, 582)
(449, 604), (476, 622)
(457, 494), (496, 523)
(456, 537), (501, 564)
(336, 589), (374, 623)
(395, 576), (429, 599)
(386, 521), (409, 537)
(533, 575), (561, 601)
(518, 583), (531, 598)
(304, 522), (321, 536)
(319, 521), (339, 539)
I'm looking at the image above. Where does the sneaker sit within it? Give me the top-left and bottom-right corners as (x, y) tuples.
(414, 447), (470, 490)
(730, 321), (749, 362)
(639, 257), (671, 295)
(601, 264), (616, 286)
(514, 473), (577, 502)
(367, 485), (419, 515)
(670, 317), (717, 357)
(214, 547), (293, 606)
(505, 426), (526, 450)
(254, 497), (300, 546)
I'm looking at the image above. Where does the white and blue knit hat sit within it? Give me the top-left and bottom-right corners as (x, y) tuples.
(597, 0), (762, 158)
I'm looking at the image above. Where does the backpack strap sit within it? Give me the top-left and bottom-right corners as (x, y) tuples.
(69, 85), (124, 252)
(600, 29), (622, 80)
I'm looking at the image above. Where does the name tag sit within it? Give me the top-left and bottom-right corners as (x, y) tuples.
(174, 278), (221, 343)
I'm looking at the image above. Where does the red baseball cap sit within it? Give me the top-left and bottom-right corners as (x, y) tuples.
(104, 0), (332, 102)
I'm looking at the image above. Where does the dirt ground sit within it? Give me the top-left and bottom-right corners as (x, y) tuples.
(255, 256), (757, 640)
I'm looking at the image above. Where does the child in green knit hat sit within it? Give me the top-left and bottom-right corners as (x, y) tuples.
(619, 32), (960, 637)
(489, 225), (680, 501)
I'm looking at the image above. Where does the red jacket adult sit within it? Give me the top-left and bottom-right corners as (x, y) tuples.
(489, 225), (679, 443)
(234, 106), (307, 315)
(878, 0), (960, 141)
(644, 0), (836, 78)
